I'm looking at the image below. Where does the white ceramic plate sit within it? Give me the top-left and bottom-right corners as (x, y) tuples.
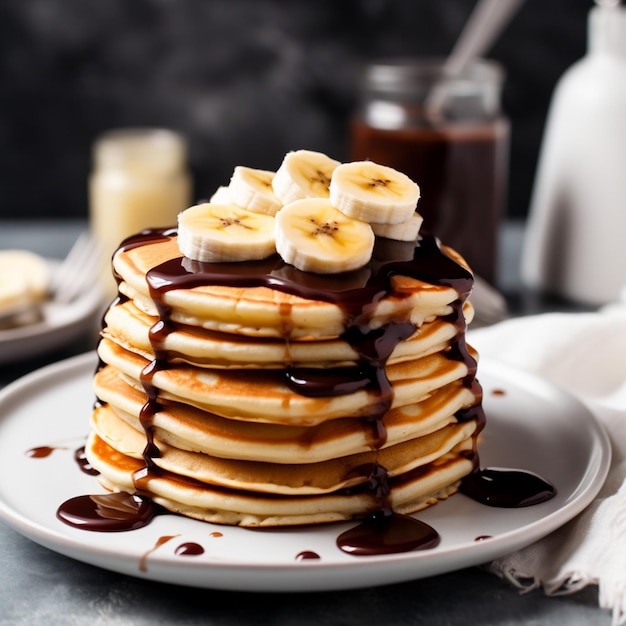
(0, 352), (610, 592)
(0, 261), (104, 364)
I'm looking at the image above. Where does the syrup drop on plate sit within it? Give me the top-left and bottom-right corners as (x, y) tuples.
(175, 542), (205, 556)
(25, 446), (57, 458)
(139, 534), (179, 572)
(337, 513), (440, 556)
(295, 550), (321, 561)
(56, 492), (157, 531)
(461, 467), (556, 508)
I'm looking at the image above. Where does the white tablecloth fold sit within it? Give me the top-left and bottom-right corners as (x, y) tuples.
(468, 293), (626, 625)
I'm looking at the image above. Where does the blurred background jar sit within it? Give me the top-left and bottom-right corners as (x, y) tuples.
(89, 128), (192, 298)
(350, 59), (509, 286)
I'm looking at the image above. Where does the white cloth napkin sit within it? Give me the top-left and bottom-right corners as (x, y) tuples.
(468, 291), (626, 625)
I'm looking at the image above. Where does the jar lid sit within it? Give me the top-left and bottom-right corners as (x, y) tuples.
(359, 58), (505, 124)
(362, 58), (504, 96)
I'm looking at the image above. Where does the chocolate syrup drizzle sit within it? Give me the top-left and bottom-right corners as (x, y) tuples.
(55, 227), (555, 554)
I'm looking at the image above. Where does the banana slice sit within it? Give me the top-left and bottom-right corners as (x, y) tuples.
(0, 250), (49, 316)
(274, 198), (374, 274)
(178, 203), (276, 263)
(228, 166), (282, 216)
(371, 212), (424, 242)
(209, 186), (233, 204)
(329, 161), (420, 225)
(272, 150), (341, 205)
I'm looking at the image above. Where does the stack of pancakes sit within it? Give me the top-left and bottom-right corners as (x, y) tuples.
(87, 230), (484, 527)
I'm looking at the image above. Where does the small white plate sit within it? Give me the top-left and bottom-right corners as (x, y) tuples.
(0, 353), (610, 592)
(0, 261), (104, 364)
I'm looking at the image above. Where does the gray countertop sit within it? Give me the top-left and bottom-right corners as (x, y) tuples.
(0, 220), (610, 625)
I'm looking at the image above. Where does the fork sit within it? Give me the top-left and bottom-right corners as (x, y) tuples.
(471, 274), (509, 327)
(48, 231), (103, 304)
(0, 232), (102, 328)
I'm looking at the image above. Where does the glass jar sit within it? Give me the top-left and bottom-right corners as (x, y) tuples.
(89, 128), (192, 297)
(350, 59), (509, 284)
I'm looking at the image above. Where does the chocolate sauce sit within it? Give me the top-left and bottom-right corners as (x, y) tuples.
(335, 462), (430, 556)
(284, 365), (374, 397)
(175, 542), (205, 556)
(455, 400), (486, 429)
(295, 550), (321, 561)
(74, 445), (100, 476)
(139, 534), (178, 572)
(460, 467), (556, 508)
(138, 368), (163, 465)
(364, 462), (392, 503)
(116, 227), (177, 256)
(25, 446), (58, 459)
(56, 492), (157, 531)
(141, 234), (473, 321)
(337, 513), (440, 556)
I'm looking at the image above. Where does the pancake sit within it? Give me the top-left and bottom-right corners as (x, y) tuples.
(93, 364), (478, 464)
(102, 297), (475, 369)
(90, 404), (477, 495)
(87, 432), (474, 526)
(97, 336), (475, 425)
(113, 234), (466, 339)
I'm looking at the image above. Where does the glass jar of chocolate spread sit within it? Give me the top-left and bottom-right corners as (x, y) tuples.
(350, 59), (509, 285)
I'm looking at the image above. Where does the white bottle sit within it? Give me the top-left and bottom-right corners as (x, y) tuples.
(522, 1), (626, 305)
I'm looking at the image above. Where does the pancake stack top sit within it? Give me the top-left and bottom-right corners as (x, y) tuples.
(87, 150), (485, 527)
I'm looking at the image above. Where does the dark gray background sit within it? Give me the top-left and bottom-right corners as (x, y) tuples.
(0, 0), (590, 221)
